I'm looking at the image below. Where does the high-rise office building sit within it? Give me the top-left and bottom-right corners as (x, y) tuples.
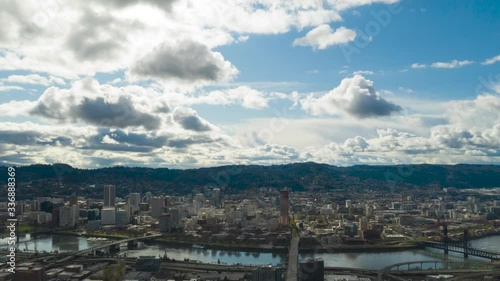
(32, 199), (40, 212)
(87, 209), (100, 221)
(299, 258), (324, 281)
(116, 209), (128, 225)
(128, 193), (141, 208)
(59, 205), (79, 227)
(86, 199), (94, 210)
(279, 189), (289, 226)
(212, 188), (221, 208)
(101, 207), (116, 225)
(103, 185), (116, 207)
(151, 197), (165, 218)
(159, 213), (173, 233)
(252, 266), (282, 281)
(193, 193), (206, 212)
(167, 207), (180, 228)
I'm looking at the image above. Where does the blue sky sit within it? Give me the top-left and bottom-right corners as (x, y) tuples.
(0, 0), (499, 168)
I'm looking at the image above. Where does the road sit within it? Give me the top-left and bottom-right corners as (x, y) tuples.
(286, 237), (299, 281)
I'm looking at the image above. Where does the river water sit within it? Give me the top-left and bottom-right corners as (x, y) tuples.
(1, 234), (499, 270)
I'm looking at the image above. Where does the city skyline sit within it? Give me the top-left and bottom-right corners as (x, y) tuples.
(0, 0), (498, 169)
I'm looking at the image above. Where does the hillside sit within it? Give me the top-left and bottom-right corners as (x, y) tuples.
(1, 163), (498, 199)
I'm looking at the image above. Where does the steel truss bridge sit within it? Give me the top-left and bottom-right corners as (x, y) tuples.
(420, 240), (500, 260)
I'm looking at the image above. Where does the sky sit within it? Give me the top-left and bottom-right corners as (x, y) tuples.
(0, 0), (499, 168)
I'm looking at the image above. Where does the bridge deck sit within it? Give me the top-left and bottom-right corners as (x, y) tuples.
(76, 234), (162, 254)
(286, 237), (299, 281)
(420, 241), (500, 260)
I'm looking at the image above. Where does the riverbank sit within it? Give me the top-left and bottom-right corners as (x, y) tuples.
(49, 231), (426, 253)
(300, 243), (424, 253)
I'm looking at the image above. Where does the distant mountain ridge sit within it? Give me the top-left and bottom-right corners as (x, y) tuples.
(1, 163), (498, 198)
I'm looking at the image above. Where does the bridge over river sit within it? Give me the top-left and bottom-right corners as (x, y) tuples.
(55, 234), (162, 263)
(419, 240), (500, 260)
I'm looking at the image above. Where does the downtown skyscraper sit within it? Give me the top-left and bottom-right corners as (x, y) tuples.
(103, 185), (116, 207)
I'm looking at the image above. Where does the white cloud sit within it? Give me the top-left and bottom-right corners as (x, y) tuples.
(172, 107), (213, 132)
(158, 86), (269, 110)
(1, 74), (65, 86)
(446, 94), (500, 129)
(353, 70), (375, 75)
(431, 60), (473, 69)
(326, 0), (400, 11)
(0, 100), (34, 116)
(293, 24), (356, 50)
(236, 35), (249, 43)
(301, 75), (402, 118)
(128, 40), (238, 89)
(411, 60), (474, 69)
(482, 54), (500, 65)
(0, 85), (24, 92)
(411, 63), (427, 69)
(0, 0), (400, 87)
(0, 0), (498, 168)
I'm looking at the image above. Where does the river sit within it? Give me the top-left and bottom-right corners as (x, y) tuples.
(1, 234), (499, 270)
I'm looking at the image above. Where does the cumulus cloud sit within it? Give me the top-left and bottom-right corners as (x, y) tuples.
(293, 25), (356, 50)
(312, 122), (500, 165)
(301, 75), (402, 118)
(172, 107), (213, 132)
(66, 10), (133, 62)
(29, 78), (164, 130)
(446, 94), (500, 129)
(128, 40), (238, 86)
(0, 0), (403, 83)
